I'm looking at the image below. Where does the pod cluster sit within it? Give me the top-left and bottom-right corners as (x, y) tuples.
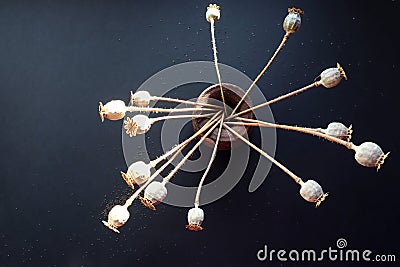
(98, 4), (390, 234)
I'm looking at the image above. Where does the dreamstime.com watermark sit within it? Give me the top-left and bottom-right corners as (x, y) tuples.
(257, 238), (396, 263)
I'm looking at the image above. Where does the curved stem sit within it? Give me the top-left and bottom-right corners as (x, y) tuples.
(150, 111), (222, 167)
(227, 82), (319, 120)
(223, 123), (303, 185)
(162, 115), (224, 185)
(210, 18), (227, 115)
(232, 117), (355, 150)
(151, 96), (222, 109)
(230, 33), (290, 116)
(194, 115), (224, 208)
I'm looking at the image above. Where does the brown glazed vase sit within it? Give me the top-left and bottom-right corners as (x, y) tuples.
(192, 83), (254, 150)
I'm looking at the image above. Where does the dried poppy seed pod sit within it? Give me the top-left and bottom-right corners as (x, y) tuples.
(121, 161), (151, 189)
(186, 207), (205, 231)
(123, 114), (151, 137)
(130, 90), (151, 107)
(300, 180), (328, 207)
(354, 142), (390, 171)
(206, 4), (220, 23)
(141, 181), (168, 210)
(322, 122), (352, 141)
(98, 100), (126, 122)
(317, 63), (347, 88)
(132, 115), (151, 134)
(283, 7), (304, 34)
(102, 205), (130, 233)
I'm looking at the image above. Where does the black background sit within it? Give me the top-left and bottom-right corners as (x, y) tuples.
(0, 0), (399, 266)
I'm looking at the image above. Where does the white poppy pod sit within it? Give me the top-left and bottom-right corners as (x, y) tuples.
(127, 161), (151, 185)
(206, 4), (220, 23)
(103, 205), (130, 233)
(318, 63), (347, 88)
(323, 122), (352, 141)
(354, 142), (389, 170)
(186, 207), (204, 231)
(132, 114), (151, 134)
(144, 181), (167, 204)
(300, 180), (328, 207)
(131, 91), (151, 107)
(99, 100), (126, 122)
(188, 207), (204, 226)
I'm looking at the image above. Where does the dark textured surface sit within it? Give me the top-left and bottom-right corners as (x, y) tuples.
(0, 0), (398, 266)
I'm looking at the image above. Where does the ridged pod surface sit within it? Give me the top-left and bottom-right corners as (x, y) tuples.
(188, 207), (204, 226)
(354, 142), (388, 170)
(99, 100), (126, 121)
(131, 91), (151, 107)
(283, 8), (303, 34)
(127, 161), (151, 185)
(318, 63), (347, 88)
(324, 122), (352, 141)
(144, 181), (167, 204)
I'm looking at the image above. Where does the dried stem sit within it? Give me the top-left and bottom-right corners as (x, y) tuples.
(223, 123), (303, 184)
(162, 115), (224, 185)
(231, 117), (355, 150)
(151, 95), (222, 109)
(227, 82), (319, 120)
(230, 33), (291, 116)
(194, 115), (224, 208)
(210, 18), (227, 115)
